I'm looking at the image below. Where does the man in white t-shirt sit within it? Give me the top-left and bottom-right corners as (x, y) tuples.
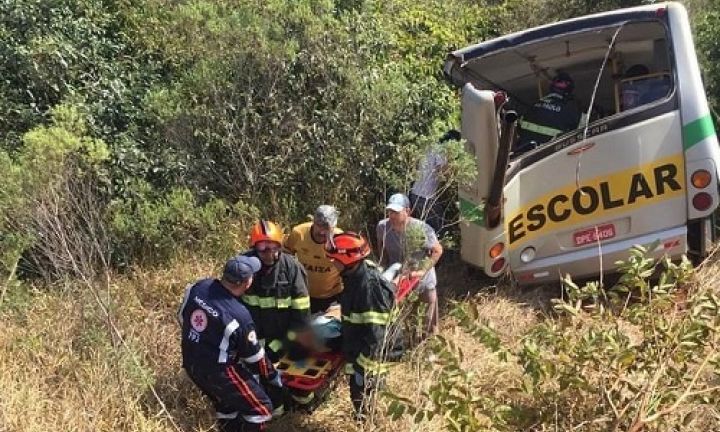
(377, 193), (443, 335)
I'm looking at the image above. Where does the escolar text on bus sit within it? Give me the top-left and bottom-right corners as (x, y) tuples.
(507, 154), (685, 246)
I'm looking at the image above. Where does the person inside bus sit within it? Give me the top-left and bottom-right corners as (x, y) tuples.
(513, 72), (581, 155)
(620, 64), (672, 111)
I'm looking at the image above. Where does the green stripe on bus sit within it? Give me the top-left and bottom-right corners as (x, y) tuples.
(460, 198), (484, 226)
(683, 114), (716, 150)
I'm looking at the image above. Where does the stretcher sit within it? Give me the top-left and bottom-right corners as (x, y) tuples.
(276, 350), (345, 401)
(275, 272), (421, 409)
(395, 275), (421, 302)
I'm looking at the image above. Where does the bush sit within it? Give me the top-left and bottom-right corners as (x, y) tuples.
(388, 244), (720, 431)
(0, 104), (111, 281)
(109, 182), (259, 266)
(136, 0), (493, 228)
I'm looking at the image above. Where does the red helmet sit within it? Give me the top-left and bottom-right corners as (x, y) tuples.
(325, 232), (370, 266)
(550, 72), (574, 95)
(249, 220), (284, 246)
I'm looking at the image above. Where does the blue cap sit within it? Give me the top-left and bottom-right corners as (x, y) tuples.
(223, 256), (261, 283)
(386, 193), (410, 212)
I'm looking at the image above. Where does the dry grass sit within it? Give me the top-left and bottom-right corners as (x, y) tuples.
(0, 253), (543, 432)
(4, 252), (718, 431)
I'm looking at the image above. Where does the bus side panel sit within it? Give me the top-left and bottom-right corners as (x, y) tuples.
(504, 111), (686, 283)
(668, 3), (720, 220)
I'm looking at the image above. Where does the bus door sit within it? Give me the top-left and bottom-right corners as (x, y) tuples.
(459, 84), (508, 276)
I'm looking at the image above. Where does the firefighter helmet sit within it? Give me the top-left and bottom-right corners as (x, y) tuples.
(325, 232), (370, 266)
(550, 72), (574, 95)
(249, 220), (284, 246)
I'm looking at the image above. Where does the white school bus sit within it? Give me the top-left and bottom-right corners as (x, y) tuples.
(444, 3), (720, 285)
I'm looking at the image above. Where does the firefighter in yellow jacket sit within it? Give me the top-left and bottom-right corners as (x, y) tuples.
(241, 220), (311, 362)
(325, 232), (395, 418)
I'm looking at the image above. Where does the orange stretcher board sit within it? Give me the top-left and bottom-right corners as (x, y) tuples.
(276, 275), (418, 394)
(276, 351), (344, 392)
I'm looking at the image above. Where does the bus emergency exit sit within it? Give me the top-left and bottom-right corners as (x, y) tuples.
(444, 3), (720, 285)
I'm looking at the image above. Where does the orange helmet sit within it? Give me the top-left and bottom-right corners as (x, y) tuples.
(325, 232), (370, 266)
(250, 220), (284, 246)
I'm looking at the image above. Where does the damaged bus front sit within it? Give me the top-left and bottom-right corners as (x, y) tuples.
(446, 3), (720, 285)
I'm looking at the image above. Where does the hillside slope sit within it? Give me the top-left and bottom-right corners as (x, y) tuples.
(3, 249), (719, 431)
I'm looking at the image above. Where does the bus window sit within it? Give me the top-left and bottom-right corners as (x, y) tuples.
(619, 66), (672, 111)
(452, 20), (674, 160)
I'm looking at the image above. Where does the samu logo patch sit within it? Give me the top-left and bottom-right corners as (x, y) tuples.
(190, 309), (208, 332)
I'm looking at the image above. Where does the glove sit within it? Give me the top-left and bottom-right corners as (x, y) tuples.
(353, 371), (365, 387)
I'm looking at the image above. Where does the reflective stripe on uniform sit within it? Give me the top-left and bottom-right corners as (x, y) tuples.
(342, 311), (391, 325)
(216, 411), (239, 419)
(241, 347), (265, 364)
(356, 353), (389, 374)
(242, 295), (310, 310)
(268, 339), (283, 352)
(291, 296), (310, 310)
(242, 413), (273, 423)
(218, 319), (240, 363)
(520, 121), (563, 138)
(226, 366), (272, 419)
(291, 392), (315, 404)
(242, 295), (288, 309)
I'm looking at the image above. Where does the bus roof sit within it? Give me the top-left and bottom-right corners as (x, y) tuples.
(444, 3), (677, 88)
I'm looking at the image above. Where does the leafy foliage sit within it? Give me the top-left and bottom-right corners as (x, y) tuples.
(0, 0), (493, 279)
(695, 4), (720, 119)
(109, 183), (259, 266)
(388, 245), (720, 431)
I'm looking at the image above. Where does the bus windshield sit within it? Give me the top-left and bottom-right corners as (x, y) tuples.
(461, 20), (674, 160)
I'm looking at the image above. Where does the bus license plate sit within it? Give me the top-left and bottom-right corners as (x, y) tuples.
(573, 224), (616, 246)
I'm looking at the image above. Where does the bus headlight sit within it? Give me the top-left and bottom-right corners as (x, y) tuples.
(520, 247), (536, 263)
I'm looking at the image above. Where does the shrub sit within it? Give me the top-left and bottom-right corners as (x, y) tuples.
(109, 182), (259, 266)
(388, 244), (720, 431)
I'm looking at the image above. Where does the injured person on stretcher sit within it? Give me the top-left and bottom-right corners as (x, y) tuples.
(273, 256), (421, 414)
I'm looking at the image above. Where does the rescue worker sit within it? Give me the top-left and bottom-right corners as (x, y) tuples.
(515, 72), (581, 154)
(178, 255), (283, 432)
(241, 220), (311, 362)
(284, 205), (344, 314)
(325, 232), (395, 417)
(377, 193), (443, 335)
